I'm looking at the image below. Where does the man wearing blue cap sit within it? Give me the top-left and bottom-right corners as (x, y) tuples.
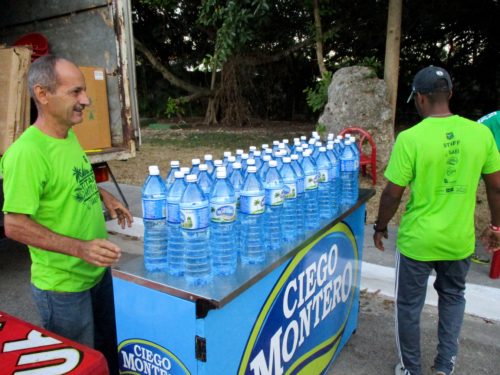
(372, 66), (500, 375)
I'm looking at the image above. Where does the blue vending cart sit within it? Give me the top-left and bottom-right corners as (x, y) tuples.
(112, 189), (374, 375)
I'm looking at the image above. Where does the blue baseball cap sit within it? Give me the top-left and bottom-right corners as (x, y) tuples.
(407, 66), (453, 103)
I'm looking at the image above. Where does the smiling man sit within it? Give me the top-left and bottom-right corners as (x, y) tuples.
(0, 55), (133, 374)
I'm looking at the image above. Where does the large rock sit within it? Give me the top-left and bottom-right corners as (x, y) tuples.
(318, 66), (394, 167)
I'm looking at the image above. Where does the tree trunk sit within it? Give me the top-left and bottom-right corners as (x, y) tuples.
(312, 0), (327, 76)
(383, 0), (402, 131)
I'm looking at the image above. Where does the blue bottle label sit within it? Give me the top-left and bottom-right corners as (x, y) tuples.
(283, 182), (297, 199)
(265, 187), (284, 206)
(167, 202), (180, 223)
(318, 169), (330, 183)
(304, 173), (318, 190)
(180, 204), (209, 229)
(210, 202), (236, 222)
(296, 177), (305, 194)
(240, 192), (265, 214)
(142, 198), (166, 219)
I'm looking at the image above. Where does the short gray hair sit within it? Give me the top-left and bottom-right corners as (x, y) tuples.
(28, 55), (64, 101)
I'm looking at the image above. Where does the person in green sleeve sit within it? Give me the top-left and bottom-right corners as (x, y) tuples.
(0, 55), (133, 375)
(372, 66), (500, 375)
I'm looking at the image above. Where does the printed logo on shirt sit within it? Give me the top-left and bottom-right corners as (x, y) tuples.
(72, 164), (100, 209)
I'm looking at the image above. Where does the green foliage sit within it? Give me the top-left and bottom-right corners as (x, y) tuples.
(303, 72), (332, 114)
(164, 97), (185, 119)
(315, 122), (327, 139)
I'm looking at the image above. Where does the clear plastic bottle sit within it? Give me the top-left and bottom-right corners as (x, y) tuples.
(253, 150), (263, 171)
(301, 149), (319, 234)
(258, 154), (272, 181)
(235, 149), (244, 163)
(209, 167), (238, 276)
(226, 155), (236, 176)
(239, 166), (266, 264)
(290, 154), (306, 241)
(315, 146), (333, 221)
(165, 160), (180, 191)
(197, 163), (213, 199)
(263, 160), (284, 253)
(190, 158), (201, 176)
(245, 158), (256, 178)
(166, 171), (187, 276)
(248, 145), (257, 158)
(212, 160), (223, 177)
(142, 166), (168, 272)
(279, 157), (298, 248)
(180, 174), (211, 285)
(204, 154), (215, 175)
(222, 151), (232, 166)
(340, 139), (359, 211)
(326, 143), (341, 218)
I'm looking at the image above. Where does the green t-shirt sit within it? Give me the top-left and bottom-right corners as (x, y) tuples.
(478, 111), (500, 151)
(385, 115), (500, 261)
(1, 126), (107, 291)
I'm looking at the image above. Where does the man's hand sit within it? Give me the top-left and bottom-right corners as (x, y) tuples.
(99, 188), (133, 229)
(78, 238), (122, 267)
(480, 226), (500, 254)
(373, 229), (388, 251)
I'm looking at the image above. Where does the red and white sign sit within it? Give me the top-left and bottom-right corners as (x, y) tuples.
(0, 311), (108, 375)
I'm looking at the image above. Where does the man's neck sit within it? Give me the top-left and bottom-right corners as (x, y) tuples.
(34, 117), (70, 139)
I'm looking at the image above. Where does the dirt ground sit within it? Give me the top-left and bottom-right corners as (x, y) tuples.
(109, 123), (491, 237)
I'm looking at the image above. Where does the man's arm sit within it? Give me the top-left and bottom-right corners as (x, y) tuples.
(98, 187), (133, 229)
(4, 213), (121, 267)
(480, 171), (500, 253)
(373, 181), (406, 251)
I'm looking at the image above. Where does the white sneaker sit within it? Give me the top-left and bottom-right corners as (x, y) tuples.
(394, 363), (409, 375)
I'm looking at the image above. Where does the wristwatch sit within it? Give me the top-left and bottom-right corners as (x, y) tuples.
(373, 221), (388, 233)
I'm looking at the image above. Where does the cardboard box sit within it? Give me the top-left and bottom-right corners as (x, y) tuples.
(0, 46), (31, 155)
(72, 66), (112, 151)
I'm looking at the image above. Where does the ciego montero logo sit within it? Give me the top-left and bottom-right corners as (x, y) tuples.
(238, 222), (359, 375)
(118, 339), (190, 375)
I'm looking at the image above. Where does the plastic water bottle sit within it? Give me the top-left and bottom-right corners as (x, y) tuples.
(259, 154), (272, 181)
(204, 154), (215, 175)
(290, 154), (306, 241)
(245, 158), (256, 177)
(180, 167), (190, 180)
(142, 166), (168, 272)
(249, 145), (257, 157)
(283, 139), (291, 154)
(301, 149), (319, 234)
(197, 164), (213, 199)
(279, 157), (298, 248)
(315, 146), (333, 221)
(165, 160), (180, 191)
(340, 139), (359, 211)
(241, 153), (249, 171)
(263, 160), (284, 253)
(230, 162), (244, 209)
(223, 151), (232, 166)
(239, 166), (266, 264)
(235, 149), (244, 162)
(295, 146), (304, 163)
(190, 158), (201, 175)
(209, 167), (238, 275)
(326, 143), (341, 217)
(212, 160), (223, 177)
(253, 150), (263, 171)
(180, 174), (211, 285)
(167, 171), (187, 276)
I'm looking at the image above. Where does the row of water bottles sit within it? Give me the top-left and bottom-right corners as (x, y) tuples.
(141, 131), (360, 285)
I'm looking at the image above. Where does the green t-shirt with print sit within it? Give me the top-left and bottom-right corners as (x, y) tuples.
(1, 126), (107, 292)
(478, 111), (500, 151)
(385, 115), (500, 261)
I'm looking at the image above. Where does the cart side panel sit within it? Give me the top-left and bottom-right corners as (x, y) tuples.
(113, 277), (196, 374)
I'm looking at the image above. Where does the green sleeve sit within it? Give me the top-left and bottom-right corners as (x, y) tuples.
(482, 130), (500, 175)
(384, 131), (414, 187)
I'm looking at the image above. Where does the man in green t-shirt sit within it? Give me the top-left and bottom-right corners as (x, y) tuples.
(372, 66), (500, 375)
(1, 55), (133, 374)
(478, 110), (500, 151)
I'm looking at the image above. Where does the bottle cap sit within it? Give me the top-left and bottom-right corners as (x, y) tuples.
(236, 149), (244, 155)
(336, 135), (343, 140)
(327, 144), (334, 150)
(319, 146), (326, 152)
(315, 141), (322, 147)
(294, 140), (301, 146)
(148, 165), (160, 175)
(228, 156), (236, 162)
(214, 159), (223, 166)
(174, 171), (185, 178)
(262, 143), (269, 149)
(300, 135), (307, 140)
(265, 148), (273, 154)
(247, 159), (256, 166)
(253, 150), (261, 156)
(216, 167), (227, 179)
(199, 164), (208, 171)
(186, 174), (198, 182)
(296, 146), (303, 152)
(344, 140), (352, 145)
(304, 149), (312, 156)
(269, 160), (277, 167)
(204, 154), (213, 161)
(345, 133), (351, 138)
(283, 157), (291, 163)
(291, 154), (299, 160)
(192, 158), (200, 165)
(233, 162), (242, 169)
(263, 155), (272, 161)
(249, 146), (257, 151)
(273, 140), (280, 146)
(283, 139), (289, 144)
(180, 167), (190, 175)
(170, 160), (179, 167)
(241, 153), (249, 160)
(327, 134), (334, 140)
(247, 166), (257, 173)
(224, 151), (232, 158)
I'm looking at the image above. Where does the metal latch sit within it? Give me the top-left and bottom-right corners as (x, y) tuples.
(195, 335), (206, 362)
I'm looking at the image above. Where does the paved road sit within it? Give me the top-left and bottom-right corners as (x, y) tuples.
(1, 182), (499, 374)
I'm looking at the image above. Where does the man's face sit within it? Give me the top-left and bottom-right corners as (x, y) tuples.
(46, 60), (90, 127)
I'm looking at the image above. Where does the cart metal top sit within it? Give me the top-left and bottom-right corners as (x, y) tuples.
(112, 189), (374, 314)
